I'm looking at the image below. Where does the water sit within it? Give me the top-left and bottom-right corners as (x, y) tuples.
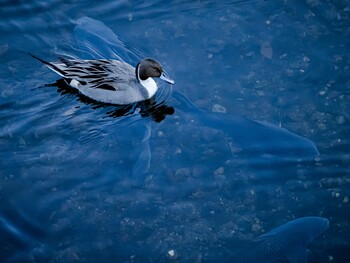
(1, 0), (349, 262)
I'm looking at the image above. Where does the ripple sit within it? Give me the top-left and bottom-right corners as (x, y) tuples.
(1, 1), (349, 262)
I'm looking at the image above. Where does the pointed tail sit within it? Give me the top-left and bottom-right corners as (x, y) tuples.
(28, 53), (66, 77)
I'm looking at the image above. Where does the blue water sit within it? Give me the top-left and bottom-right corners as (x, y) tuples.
(1, 1), (349, 262)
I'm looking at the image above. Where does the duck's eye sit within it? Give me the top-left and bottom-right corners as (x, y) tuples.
(153, 67), (161, 74)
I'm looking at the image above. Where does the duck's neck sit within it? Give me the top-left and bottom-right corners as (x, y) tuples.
(135, 63), (141, 82)
(136, 63), (158, 98)
(141, 78), (158, 98)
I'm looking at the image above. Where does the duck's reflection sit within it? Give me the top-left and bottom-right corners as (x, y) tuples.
(45, 78), (174, 123)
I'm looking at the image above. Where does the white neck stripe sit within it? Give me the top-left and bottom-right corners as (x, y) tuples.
(140, 77), (158, 98)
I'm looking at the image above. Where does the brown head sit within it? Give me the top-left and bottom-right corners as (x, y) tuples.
(136, 58), (174, 84)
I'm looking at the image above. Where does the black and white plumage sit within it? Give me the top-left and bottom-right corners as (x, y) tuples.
(30, 54), (175, 105)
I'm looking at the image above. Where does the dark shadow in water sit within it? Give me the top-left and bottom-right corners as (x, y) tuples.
(0, 196), (49, 263)
(209, 217), (329, 263)
(173, 90), (319, 160)
(42, 78), (174, 123)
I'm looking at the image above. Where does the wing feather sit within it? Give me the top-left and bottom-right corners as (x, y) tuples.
(51, 59), (134, 92)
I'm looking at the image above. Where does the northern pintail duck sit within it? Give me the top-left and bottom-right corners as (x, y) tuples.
(30, 54), (174, 105)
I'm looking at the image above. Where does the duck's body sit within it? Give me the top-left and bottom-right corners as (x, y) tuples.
(30, 54), (174, 105)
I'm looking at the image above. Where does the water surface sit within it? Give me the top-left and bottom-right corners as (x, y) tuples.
(1, 1), (350, 262)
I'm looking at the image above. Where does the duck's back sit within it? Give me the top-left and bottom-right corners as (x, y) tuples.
(52, 59), (148, 104)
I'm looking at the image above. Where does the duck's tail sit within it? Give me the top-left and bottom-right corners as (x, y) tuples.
(28, 53), (66, 77)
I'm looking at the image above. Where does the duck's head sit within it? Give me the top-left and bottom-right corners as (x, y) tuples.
(136, 58), (175, 85)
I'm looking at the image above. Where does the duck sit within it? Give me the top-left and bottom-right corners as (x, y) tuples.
(30, 54), (175, 105)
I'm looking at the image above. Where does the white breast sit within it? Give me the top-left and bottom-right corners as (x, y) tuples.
(139, 77), (158, 98)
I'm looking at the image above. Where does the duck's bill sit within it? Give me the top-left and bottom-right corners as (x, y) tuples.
(160, 73), (175, 85)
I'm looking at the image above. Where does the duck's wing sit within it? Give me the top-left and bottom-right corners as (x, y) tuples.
(30, 54), (134, 92)
(53, 59), (135, 91)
